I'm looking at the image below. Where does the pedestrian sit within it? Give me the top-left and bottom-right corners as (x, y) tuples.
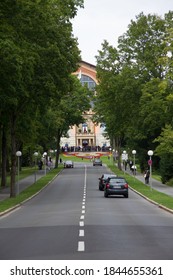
(144, 169), (150, 184)
(129, 160), (133, 171)
(38, 160), (43, 170)
(131, 165), (137, 175)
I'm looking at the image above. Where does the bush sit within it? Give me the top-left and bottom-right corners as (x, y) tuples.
(159, 154), (173, 183)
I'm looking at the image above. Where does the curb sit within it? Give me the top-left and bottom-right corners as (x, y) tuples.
(0, 170), (63, 217)
(129, 186), (173, 214)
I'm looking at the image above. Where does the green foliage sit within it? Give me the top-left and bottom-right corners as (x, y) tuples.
(154, 125), (173, 155)
(159, 154), (173, 183)
(0, 0), (84, 195)
(95, 11), (173, 180)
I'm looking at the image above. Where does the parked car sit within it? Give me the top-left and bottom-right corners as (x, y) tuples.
(64, 160), (74, 168)
(104, 176), (129, 198)
(98, 174), (117, 191)
(93, 158), (102, 166)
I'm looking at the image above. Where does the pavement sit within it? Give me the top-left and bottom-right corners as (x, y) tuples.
(126, 168), (173, 198)
(0, 169), (47, 202)
(1, 164), (173, 203)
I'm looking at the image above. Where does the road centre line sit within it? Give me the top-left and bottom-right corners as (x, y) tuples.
(77, 165), (87, 252)
(79, 229), (84, 237)
(79, 221), (84, 227)
(78, 241), (85, 251)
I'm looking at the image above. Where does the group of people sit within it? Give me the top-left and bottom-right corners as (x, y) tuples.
(38, 156), (53, 170)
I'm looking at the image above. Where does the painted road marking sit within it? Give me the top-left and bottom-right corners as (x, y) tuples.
(77, 165), (87, 252)
(78, 241), (85, 251)
(79, 229), (84, 237)
(79, 221), (84, 227)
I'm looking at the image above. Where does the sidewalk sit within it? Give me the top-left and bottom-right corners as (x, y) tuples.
(0, 169), (46, 202)
(126, 168), (173, 198)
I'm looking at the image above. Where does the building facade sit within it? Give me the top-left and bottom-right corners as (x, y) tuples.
(60, 61), (110, 150)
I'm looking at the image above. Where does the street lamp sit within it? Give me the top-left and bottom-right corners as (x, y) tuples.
(16, 151), (22, 195)
(109, 148), (112, 163)
(34, 152), (38, 183)
(43, 152), (47, 175)
(112, 149), (115, 164)
(148, 150), (153, 190)
(132, 150), (136, 176)
(122, 150), (127, 173)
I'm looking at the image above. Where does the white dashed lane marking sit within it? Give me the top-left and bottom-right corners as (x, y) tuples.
(78, 241), (85, 251)
(77, 165), (87, 252)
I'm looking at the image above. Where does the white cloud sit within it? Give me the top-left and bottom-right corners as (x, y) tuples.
(72, 0), (173, 64)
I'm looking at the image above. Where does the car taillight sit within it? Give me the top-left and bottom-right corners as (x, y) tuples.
(106, 183), (110, 188)
(124, 183), (128, 188)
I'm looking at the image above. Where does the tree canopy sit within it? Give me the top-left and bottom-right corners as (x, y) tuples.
(95, 11), (173, 178)
(0, 0), (85, 196)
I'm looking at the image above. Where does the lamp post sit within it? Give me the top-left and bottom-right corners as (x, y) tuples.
(122, 150), (126, 174)
(132, 150), (136, 176)
(34, 152), (38, 183)
(112, 149), (115, 164)
(148, 150), (153, 191)
(43, 152), (47, 175)
(109, 148), (112, 163)
(16, 151), (22, 195)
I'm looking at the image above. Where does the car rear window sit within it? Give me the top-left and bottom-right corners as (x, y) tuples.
(109, 178), (125, 183)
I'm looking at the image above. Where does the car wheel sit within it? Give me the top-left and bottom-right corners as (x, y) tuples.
(124, 193), (128, 198)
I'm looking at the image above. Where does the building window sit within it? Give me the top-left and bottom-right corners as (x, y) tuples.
(80, 75), (96, 90)
(82, 123), (88, 133)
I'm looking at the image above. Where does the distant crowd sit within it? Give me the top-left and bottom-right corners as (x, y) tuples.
(61, 145), (111, 153)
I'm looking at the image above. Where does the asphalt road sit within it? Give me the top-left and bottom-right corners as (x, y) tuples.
(0, 162), (173, 260)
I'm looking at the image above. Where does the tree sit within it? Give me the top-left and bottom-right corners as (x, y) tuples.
(95, 11), (173, 172)
(0, 0), (84, 196)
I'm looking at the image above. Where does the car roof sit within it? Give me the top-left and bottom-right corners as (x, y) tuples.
(65, 160), (72, 163)
(102, 174), (116, 178)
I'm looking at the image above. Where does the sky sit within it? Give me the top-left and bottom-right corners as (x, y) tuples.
(72, 0), (173, 65)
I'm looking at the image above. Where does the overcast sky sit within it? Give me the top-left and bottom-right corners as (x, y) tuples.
(72, 0), (173, 65)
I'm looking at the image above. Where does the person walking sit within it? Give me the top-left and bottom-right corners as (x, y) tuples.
(144, 169), (150, 184)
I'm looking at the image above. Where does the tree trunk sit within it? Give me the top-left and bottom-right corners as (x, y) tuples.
(1, 126), (7, 188)
(10, 115), (17, 197)
(115, 136), (122, 170)
(55, 130), (61, 168)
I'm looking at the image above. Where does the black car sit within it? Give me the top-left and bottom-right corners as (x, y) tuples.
(64, 160), (74, 168)
(104, 176), (129, 198)
(98, 174), (117, 191)
(93, 158), (102, 166)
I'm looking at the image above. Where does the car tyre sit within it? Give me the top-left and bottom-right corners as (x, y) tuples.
(124, 193), (128, 198)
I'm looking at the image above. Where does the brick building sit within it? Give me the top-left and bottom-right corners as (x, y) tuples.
(60, 61), (110, 150)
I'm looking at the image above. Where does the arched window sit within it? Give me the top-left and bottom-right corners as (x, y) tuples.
(80, 75), (96, 90)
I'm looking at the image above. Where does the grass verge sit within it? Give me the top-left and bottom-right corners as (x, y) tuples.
(107, 162), (173, 211)
(0, 166), (63, 214)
